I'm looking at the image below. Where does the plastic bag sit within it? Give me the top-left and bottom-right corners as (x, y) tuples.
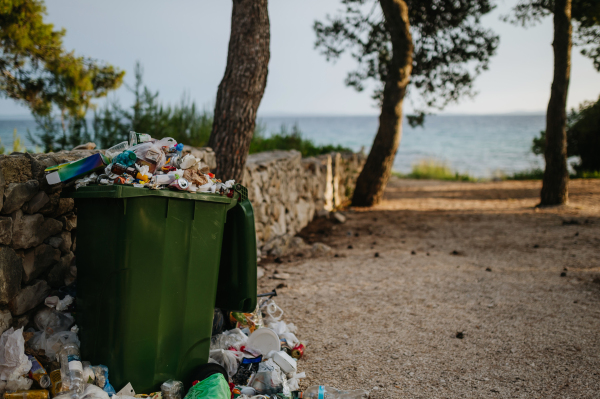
(81, 383), (110, 399)
(209, 349), (243, 377)
(183, 374), (230, 399)
(83, 361), (95, 383)
(5, 376), (33, 391)
(210, 328), (248, 351)
(92, 365), (116, 396)
(251, 359), (290, 396)
(45, 331), (80, 361)
(0, 327), (32, 381)
(161, 379), (184, 399)
(286, 371), (306, 391)
(34, 308), (75, 336)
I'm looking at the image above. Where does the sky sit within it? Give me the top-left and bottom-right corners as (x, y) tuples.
(0, 0), (599, 117)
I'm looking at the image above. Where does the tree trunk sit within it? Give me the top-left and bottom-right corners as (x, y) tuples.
(540, 0), (572, 206)
(351, 0), (413, 207)
(208, 0), (270, 183)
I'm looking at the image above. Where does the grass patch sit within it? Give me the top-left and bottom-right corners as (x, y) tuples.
(504, 168), (545, 180)
(394, 159), (475, 181)
(249, 122), (352, 157)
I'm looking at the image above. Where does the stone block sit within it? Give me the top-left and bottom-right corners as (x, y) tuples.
(22, 191), (50, 214)
(0, 246), (22, 305)
(49, 198), (74, 218)
(47, 251), (75, 288)
(58, 231), (72, 253)
(9, 279), (50, 316)
(2, 180), (39, 214)
(58, 213), (77, 231)
(22, 244), (61, 284)
(39, 192), (61, 216)
(0, 154), (32, 184)
(0, 216), (12, 245)
(11, 210), (43, 249)
(11, 210), (61, 249)
(0, 309), (12, 335)
(46, 236), (63, 249)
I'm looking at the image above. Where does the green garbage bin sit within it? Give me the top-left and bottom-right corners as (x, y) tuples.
(67, 185), (257, 393)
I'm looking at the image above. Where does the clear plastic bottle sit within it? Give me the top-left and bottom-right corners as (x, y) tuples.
(298, 386), (369, 398)
(59, 343), (84, 394)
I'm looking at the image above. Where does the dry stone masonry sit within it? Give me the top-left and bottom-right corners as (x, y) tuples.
(0, 148), (363, 334)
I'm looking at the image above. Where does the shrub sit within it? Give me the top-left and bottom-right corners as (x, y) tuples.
(394, 159), (474, 181)
(532, 96), (600, 175)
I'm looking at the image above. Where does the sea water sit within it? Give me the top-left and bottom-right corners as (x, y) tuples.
(0, 114), (546, 178)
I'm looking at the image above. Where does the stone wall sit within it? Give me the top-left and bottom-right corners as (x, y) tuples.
(244, 150), (365, 256)
(0, 149), (364, 334)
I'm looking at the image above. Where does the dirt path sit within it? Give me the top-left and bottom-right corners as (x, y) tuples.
(258, 178), (600, 398)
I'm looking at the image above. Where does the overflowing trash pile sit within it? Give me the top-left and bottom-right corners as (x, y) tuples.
(44, 132), (234, 194)
(0, 290), (369, 399)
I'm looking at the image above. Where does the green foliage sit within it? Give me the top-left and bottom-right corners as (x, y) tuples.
(249, 122), (353, 157)
(91, 63), (213, 149)
(313, 0), (499, 123)
(506, 0), (600, 70)
(0, 0), (124, 152)
(531, 96), (600, 174)
(394, 159), (475, 181)
(505, 168), (545, 180)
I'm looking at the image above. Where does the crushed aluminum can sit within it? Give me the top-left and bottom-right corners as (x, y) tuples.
(169, 178), (189, 191)
(291, 343), (305, 359)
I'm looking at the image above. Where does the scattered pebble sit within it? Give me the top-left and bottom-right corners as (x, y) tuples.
(456, 331), (464, 339)
(333, 212), (347, 223)
(533, 244), (540, 248)
(560, 272), (567, 277)
(486, 267), (492, 272)
(347, 245), (353, 249)
(411, 250), (416, 255)
(374, 252), (379, 257)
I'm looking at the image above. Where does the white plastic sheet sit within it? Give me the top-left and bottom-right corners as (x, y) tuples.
(0, 327), (32, 381)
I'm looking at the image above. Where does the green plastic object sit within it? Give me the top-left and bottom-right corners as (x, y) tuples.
(66, 185), (256, 393)
(184, 374), (230, 399)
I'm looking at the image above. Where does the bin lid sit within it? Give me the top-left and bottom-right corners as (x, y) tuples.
(64, 185), (236, 204)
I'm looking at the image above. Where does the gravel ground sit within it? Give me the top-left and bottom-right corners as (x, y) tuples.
(258, 178), (600, 398)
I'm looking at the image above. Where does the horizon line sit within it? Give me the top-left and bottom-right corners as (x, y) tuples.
(0, 111), (547, 120)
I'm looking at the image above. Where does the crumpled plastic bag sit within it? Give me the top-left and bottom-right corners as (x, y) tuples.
(251, 359), (290, 396)
(45, 331), (80, 361)
(0, 327), (32, 381)
(92, 365), (116, 396)
(81, 383), (110, 399)
(209, 349), (243, 377)
(286, 371), (306, 391)
(34, 308), (75, 336)
(266, 320), (299, 347)
(5, 376), (33, 391)
(210, 328), (248, 351)
(183, 374), (230, 399)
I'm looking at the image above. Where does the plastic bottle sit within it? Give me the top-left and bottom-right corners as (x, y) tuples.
(298, 386), (369, 398)
(59, 343), (84, 394)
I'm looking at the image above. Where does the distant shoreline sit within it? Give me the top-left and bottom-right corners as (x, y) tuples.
(0, 112), (547, 121)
